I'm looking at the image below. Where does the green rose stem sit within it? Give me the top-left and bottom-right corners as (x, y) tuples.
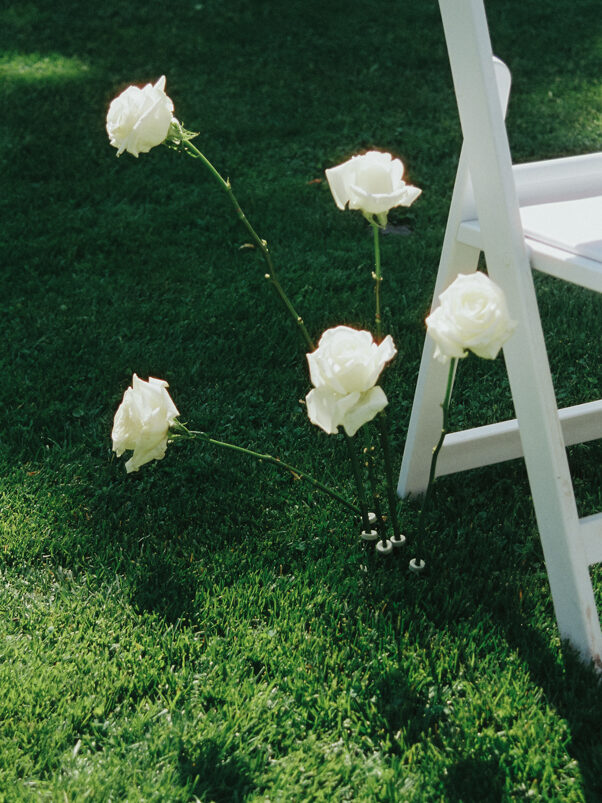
(170, 422), (360, 516)
(376, 410), (402, 542)
(371, 221), (384, 342)
(364, 446), (387, 546)
(414, 357), (457, 560)
(174, 130), (314, 351)
(344, 433), (371, 532)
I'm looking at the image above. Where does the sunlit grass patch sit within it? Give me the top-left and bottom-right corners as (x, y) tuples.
(0, 51), (91, 83)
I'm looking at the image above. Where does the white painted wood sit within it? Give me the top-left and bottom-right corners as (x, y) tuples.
(434, 400), (602, 477)
(520, 196), (602, 262)
(400, 0), (602, 666)
(461, 152), (602, 219)
(398, 58), (511, 499)
(457, 221), (602, 292)
(580, 514), (602, 567)
(514, 156), (602, 209)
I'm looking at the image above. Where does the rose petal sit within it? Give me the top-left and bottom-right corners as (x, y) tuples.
(341, 386), (389, 437)
(325, 150), (421, 216)
(112, 374), (179, 471)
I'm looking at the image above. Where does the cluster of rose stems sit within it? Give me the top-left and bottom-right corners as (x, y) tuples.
(176, 128), (410, 545)
(364, 445), (384, 535)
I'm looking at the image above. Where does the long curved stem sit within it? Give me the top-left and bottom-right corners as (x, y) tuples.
(180, 138), (314, 351)
(171, 423), (360, 515)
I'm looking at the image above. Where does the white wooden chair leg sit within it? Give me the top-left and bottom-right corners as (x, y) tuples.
(400, 62), (511, 497)
(503, 335), (602, 665)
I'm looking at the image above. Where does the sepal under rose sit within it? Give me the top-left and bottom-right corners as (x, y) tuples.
(163, 119), (200, 151)
(112, 374), (180, 472)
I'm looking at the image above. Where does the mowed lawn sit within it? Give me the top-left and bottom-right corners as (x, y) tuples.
(0, 0), (601, 800)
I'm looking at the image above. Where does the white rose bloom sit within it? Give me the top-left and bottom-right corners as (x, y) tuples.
(325, 150), (422, 217)
(112, 374), (180, 472)
(106, 76), (174, 157)
(305, 326), (397, 436)
(426, 272), (517, 363)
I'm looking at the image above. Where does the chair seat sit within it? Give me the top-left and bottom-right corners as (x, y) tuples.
(458, 194), (602, 292)
(520, 195), (602, 263)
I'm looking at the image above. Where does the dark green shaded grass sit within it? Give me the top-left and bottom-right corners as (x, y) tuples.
(1, 0), (602, 799)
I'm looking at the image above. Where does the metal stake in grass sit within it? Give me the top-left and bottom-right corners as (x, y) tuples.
(364, 446), (387, 548)
(376, 410), (403, 544)
(365, 212), (404, 543)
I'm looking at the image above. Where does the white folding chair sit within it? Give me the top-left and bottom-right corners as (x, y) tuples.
(398, 0), (602, 666)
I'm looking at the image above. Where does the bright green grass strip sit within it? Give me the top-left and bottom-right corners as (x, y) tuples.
(0, 564), (597, 801)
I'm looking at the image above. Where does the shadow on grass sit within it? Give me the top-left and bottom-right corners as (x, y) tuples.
(443, 757), (505, 803)
(502, 627), (602, 803)
(178, 738), (256, 803)
(373, 669), (453, 755)
(2, 436), (601, 799)
(128, 556), (199, 625)
(346, 443), (602, 801)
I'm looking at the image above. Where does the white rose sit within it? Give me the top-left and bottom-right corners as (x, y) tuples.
(325, 150), (422, 218)
(425, 272), (516, 363)
(112, 374), (180, 472)
(305, 326), (397, 436)
(106, 76), (174, 157)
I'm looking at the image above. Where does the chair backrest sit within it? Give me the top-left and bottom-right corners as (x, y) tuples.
(448, 2), (602, 220)
(439, 0), (528, 271)
(458, 57), (511, 222)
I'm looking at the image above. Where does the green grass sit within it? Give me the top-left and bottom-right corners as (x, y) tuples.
(1, 0), (602, 799)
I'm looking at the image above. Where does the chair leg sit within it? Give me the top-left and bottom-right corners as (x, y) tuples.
(501, 331), (602, 666)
